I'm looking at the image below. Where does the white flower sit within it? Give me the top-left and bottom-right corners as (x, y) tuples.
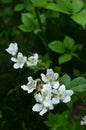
(81, 116), (86, 125)
(26, 53), (38, 67)
(32, 92), (48, 116)
(55, 85), (74, 103)
(32, 87), (54, 115)
(6, 43), (18, 56)
(11, 52), (27, 69)
(32, 103), (48, 116)
(41, 69), (59, 85)
(21, 76), (37, 93)
(35, 89), (52, 108)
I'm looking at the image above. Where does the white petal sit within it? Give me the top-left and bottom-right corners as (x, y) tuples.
(42, 84), (51, 91)
(47, 69), (53, 75)
(80, 121), (84, 125)
(35, 93), (43, 102)
(32, 104), (42, 112)
(21, 85), (28, 91)
(24, 57), (27, 62)
(13, 63), (19, 69)
(52, 97), (60, 104)
(39, 108), (47, 116)
(53, 82), (60, 89)
(6, 48), (10, 54)
(63, 96), (71, 103)
(17, 52), (23, 58)
(54, 73), (59, 80)
(19, 63), (24, 68)
(27, 88), (35, 93)
(66, 90), (74, 96)
(26, 61), (32, 66)
(58, 85), (66, 91)
(43, 99), (52, 107)
(34, 53), (38, 59)
(27, 76), (33, 81)
(41, 74), (48, 83)
(6, 43), (18, 56)
(11, 57), (17, 62)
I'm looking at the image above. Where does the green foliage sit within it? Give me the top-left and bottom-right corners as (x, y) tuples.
(14, 4), (25, 11)
(68, 77), (86, 92)
(72, 0), (84, 13)
(63, 35), (75, 50)
(19, 12), (46, 34)
(60, 73), (71, 86)
(44, 111), (84, 130)
(48, 36), (82, 64)
(60, 75), (86, 93)
(44, 111), (69, 129)
(71, 9), (86, 29)
(48, 41), (65, 53)
(33, 0), (86, 28)
(58, 53), (72, 64)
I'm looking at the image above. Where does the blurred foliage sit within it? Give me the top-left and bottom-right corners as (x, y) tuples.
(0, 0), (86, 130)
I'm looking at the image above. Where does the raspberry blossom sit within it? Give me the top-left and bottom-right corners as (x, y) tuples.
(11, 52), (27, 69)
(32, 91), (54, 116)
(21, 76), (37, 93)
(6, 43), (18, 56)
(26, 53), (38, 67)
(41, 68), (59, 85)
(54, 85), (73, 103)
(80, 116), (86, 125)
(20, 68), (74, 116)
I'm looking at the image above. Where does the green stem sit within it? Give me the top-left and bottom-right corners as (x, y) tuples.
(34, 7), (48, 51)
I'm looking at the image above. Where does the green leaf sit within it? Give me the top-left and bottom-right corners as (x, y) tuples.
(64, 35), (75, 50)
(34, 2), (70, 14)
(58, 53), (72, 64)
(21, 13), (34, 25)
(48, 41), (65, 53)
(18, 24), (32, 32)
(60, 73), (71, 87)
(14, 4), (25, 11)
(68, 77), (86, 92)
(19, 13), (45, 33)
(71, 9), (86, 28)
(72, 0), (84, 13)
(44, 111), (69, 128)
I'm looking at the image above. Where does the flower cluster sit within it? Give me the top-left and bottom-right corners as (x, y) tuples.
(21, 68), (74, 116)
(80, 116), (86, 125)
(6, 43), (39, 69)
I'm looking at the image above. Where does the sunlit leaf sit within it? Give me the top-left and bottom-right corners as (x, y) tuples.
(58, 53), (72, 64)
(48, 41), (65, 53)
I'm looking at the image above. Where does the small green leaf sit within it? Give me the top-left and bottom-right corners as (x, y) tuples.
(64, 35), (75, 50)
(72, 0), (84, 13)
(14, 4), (25, 11)
(68, 77), (86, 92)
(71, 9), (86, 29)
(58, 53), (72, 64)
(21, 13), (34, 25)
(60, 73), (71, 87)
(48, 41), (65, 53)
(72, 44), (83, 52)
(19, 24), (32, 32)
